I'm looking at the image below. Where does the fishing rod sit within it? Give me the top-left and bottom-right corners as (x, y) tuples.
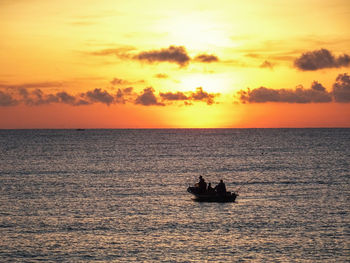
(235, 176), (256, 193)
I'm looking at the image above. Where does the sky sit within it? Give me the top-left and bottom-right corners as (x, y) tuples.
(1, 0), (350, 128)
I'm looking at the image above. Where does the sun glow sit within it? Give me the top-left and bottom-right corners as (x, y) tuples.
(158, 12), (230, 51)
(178, 74), (231, 95)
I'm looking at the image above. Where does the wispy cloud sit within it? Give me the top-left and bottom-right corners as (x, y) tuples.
(89, 46), (135, 59)
(154, 73), (169, 79)
(0, 81), (63, 89)
(259, 60), (274, 69)
(194, 54), (219, 63)
(110, 77), (144, 86)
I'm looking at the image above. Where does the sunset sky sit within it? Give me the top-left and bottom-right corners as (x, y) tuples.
(1, 0), (350, 128)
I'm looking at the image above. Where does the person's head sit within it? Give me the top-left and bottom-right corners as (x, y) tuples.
(199, 176), (203, 179)
(220, 179), (223, 183)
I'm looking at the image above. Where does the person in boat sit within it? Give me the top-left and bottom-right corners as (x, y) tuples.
(215, 179), (226, 194)
(207, 183), (215, 193)
(197, 176), (207, 193)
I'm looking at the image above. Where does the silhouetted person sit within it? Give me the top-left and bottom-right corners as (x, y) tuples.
(215, 180), (226, 194)
(207, 183), (214, 193)
(197, 176), (207, 193)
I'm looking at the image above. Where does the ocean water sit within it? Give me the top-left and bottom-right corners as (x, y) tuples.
(0, 128), (349, 262)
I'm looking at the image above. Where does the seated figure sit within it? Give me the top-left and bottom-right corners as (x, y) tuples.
(197, 176), (207, 193)
(215, 180), (226, 194)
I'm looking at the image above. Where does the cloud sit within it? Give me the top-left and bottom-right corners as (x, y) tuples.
(245, 53), (262, 59)
(82, 88), (114, 105)
(18, 88), (61, 106)
(154, 73), (169, 79)
(0, 90), (18, 106)
(238, 82), (332, 104)
(134, 46), (190, 67)
(237, 73), (350, 104)
(89, 47), (135, 59)
(56, 91), (78, 105)
(0, 81), (63, 89)
(260, 60), (274, 69)
(116, 87), (134, 104)
(135, 87), (164, 106)
(294, 49), (350, 71)
(333, 73), (350, 102)
(194, 54), (219, 63)
(190, 87), (218, 105)
(159, 88), (220, 105)
(110, 78), (129, 85)
(1, 82), (219, 107)
(160, 91), (188, 101)
(110, 77), (144, 86)
(3, 87), (116, 106)
(90, 45), (220, 67)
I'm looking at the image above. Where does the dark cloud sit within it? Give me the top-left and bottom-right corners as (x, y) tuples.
(0, 90), (18, 106)
(238, 83), (332, 104)
(160, 91), (188, 101)
(135, 87), (164, 106)
(56, 92), (77, 105)
(90, 45), (220, 67)
(19, 88), (59, 106)
(332, 73), (350, 102)
(159, 88), (219, 105)
(115, 87), (134, 104)
(310, 81), (326, 92)
(14, 88), (117, 106)
(1, 82), (218, 107)
(294, 49), (350, 71)
(82, 88), (114, 105)
(17, 88), (82, 106)
(194, 54), (219, 63)
(190, 87), (218, 105)
(134, 46), (190, 67)
(260, 60), (274, 69)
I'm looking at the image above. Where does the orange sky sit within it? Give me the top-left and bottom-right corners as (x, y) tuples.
(1, 0), (350, 128)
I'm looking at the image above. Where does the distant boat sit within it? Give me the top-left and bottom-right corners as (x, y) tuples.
(76, 128), (85, 131)
(187, 186), (238, 202)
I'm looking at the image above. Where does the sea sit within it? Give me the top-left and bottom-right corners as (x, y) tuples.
(0, 128), (349, 262)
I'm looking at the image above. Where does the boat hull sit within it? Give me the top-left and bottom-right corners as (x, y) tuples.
(187, 187), (238, 202)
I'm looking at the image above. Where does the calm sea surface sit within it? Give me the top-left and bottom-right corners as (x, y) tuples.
(0, 129), (349, 262)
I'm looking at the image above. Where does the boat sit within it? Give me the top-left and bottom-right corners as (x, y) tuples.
(187, 186), (238, 202)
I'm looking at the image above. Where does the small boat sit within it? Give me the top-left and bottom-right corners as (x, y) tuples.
(187, 186), (238, 202)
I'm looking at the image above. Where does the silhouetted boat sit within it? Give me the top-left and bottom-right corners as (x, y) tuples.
(187, 186), (238, 202)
